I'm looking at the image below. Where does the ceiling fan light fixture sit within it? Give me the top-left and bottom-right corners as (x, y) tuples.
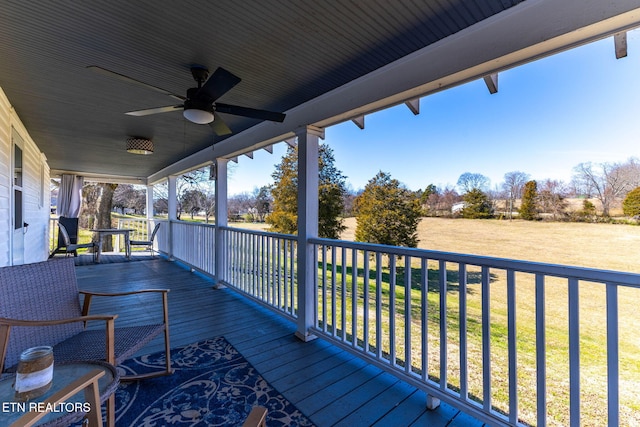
(126, 137), (154, 155)
(183, 108), (214, 124)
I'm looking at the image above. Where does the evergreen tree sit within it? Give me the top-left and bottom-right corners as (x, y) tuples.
(519, 180), (538, 220)
(354, 171), (422, 247)
(460, 188), (493, 219)
(266, 144), (347, 238)
(623, 186), (640, 217)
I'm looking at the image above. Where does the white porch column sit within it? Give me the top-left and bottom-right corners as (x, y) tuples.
(145, 184), (154, 222)
(295, 125), (324, 342)
(214, 159), (228, 288)
(167, 175), (177, 259)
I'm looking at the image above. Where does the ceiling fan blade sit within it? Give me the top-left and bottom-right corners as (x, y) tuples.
(197, 67), (241, 102)
(125, 105), (184, 116)
(215, 103), (286, 122)
(87, 66), (185, 101)
(209, 113), (233, 136)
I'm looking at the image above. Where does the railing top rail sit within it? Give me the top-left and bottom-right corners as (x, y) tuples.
(310, 237), (640, 288)
(168, 219), (215, 229)
(219, 225), (297, 240)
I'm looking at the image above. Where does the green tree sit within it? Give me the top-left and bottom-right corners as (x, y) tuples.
(420, 184), (437, 203)
(460, 188), (493, 219)
(354, 171), (422, 247)
(519, 180), (538, 220)
(254, 186), (272, 222)
(266, 144), (347, 238)
(623, 186), (640, 217)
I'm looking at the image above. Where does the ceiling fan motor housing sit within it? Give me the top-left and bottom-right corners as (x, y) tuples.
(184, 88), (212, 112)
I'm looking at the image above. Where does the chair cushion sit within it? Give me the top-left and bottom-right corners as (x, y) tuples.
(0, 259), (84, 369)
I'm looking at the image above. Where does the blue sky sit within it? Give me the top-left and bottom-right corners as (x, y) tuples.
(227, 31), (640, 196)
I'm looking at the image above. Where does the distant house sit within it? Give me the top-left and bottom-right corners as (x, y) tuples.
(452, 202), (465, 214)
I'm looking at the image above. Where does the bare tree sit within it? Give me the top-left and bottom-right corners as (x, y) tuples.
(538, 179), (568, 220)
(502, 171), (529, 219)
(457, 172), (490, 194)
(572, 159), (640, 216)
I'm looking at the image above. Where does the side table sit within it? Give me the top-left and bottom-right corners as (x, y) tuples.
(0, 361), (119, 427)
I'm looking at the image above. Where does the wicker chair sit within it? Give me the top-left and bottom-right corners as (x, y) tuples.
(0, 258), (173, 425)
(0, 258), (173, 375)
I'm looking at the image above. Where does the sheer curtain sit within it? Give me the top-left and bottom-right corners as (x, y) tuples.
(57, 174), (84, 217)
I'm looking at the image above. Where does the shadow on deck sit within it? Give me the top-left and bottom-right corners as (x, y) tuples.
(74, 256), (485, 427)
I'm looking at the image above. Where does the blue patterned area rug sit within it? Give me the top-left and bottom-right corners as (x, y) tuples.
(113, 337), (314, 426)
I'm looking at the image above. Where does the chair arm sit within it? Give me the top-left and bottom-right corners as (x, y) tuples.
(0, 315), (117, 327)
(79, 289), (169, 297)
(242, 406), (267, 427)
(0, 315), (117, 374)
(80, 290), (169, 324)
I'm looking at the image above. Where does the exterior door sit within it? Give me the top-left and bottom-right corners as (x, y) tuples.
(12, 129), (24, 265)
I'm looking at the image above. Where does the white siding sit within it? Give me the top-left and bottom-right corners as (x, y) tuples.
(0, 87), (50, 266)
(0, 90), (11, 266)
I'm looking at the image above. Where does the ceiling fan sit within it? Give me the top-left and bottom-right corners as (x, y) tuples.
(87, 65), (286, 136)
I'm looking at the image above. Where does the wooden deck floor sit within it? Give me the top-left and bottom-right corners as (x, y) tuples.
(75, 256), (486, 427)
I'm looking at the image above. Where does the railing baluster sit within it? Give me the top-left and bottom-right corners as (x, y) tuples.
(421, 258), (428, 382)
(331, 245), (337, 336)
(569, 278), (580, 427)
(606, 282), (619, 427)
(439, 260), (447, 390)
(536, 273), (547, 427)
(341, 246), (347, 342)
(482, 266), (491, 412)
(507, 269), (518, 424)
(376, 251), (383, 360)
(405, 255), (412, 375)
(390, 255), (396, 366)
(363, 250), (370, 352)
(459, 263), (468, 400)
(352, 248), (358, 349)
(284, 239), (289, 313)
(276, 238), (281, 310)
(291, 239), (296, 315)
(322, 245), (327, 333)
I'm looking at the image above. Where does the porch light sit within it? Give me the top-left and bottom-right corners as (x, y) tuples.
(126, 137), (154, 155)
(183, 108), (214, 124)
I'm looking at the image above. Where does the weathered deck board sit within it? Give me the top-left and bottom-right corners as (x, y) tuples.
(75, 256), (485, 426)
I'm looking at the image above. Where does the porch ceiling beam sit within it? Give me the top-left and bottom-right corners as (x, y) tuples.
(263, 145), (273, 154)
(483, 73), (499, 94)
(405, 99), (420, 115)
(351, 115), (365, 130)
(285, 137), (297, 148)
(148, 1), (640, 183)
(51, 169), (149, 185)
(614, 31), (628, 58)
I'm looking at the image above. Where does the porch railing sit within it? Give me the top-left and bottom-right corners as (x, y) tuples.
(217, 226), (298, 320)
(308, 237), (639, 427)
(127, 221), (298, 321)
(54, 218), (637, 426)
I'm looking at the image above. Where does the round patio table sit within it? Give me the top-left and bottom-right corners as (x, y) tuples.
(0, 361), (119, 427)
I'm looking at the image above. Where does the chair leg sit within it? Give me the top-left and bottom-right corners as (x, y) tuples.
(106, 394), (115, 427)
